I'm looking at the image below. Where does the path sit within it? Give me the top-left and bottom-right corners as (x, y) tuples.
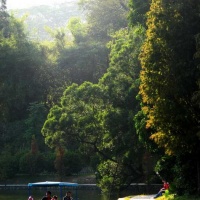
(118, 194), (155, 200)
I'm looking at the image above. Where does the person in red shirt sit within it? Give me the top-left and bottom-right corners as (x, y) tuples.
(163, 181), (170, 190)
(154, 180), (170, 199)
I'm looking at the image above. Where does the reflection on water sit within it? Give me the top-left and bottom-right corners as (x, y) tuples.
(0, 189), (120, 200)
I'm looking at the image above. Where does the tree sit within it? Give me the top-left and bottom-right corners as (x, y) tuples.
(0, 149), (18, 182)
(128, 0), (150, 27)
(67, 17), (88, 44)
(19, 136), (46, 175)
(58, 42), (109, 84)
(79, 0), (129, 42)
(43, 18), (109, 86)
(139, 0), (200, 194)
(0, 0), (8, 33)
(193, 33), (200, 125)
(0, 0), (6, 9)
(0, 15), (50, 122)
(25, 102), (48, 151)
(54, 146), (65, 180)
(42, 25), (148, 192)
(96, 26), (148, 192)
(55, 150), (83, 177)
(0, 14), (57, 177)
(192, 32), (200, 195)
(42, 82), (107, 149)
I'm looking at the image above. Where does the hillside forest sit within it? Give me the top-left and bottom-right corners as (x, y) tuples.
(0, 0), (200, 196)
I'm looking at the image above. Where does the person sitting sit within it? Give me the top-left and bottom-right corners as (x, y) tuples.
(63, 191), (73, 200)
(41, 191), (52, 200)
(154, 180), (170, 199)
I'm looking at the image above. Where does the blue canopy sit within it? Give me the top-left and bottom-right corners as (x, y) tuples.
(28, 181), (78, 187)
(28, 181), (78, 199)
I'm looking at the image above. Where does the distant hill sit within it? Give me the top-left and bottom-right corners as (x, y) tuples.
(9, 0), (85, 40)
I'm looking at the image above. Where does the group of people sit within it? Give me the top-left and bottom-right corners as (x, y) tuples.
(27, 180), (169, 200)
(28, 191), (73, 200)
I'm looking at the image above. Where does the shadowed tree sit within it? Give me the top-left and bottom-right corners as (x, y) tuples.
(79, 0), (129, 42)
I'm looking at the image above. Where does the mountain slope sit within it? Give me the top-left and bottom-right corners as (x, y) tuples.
(9, 0), (84, 40)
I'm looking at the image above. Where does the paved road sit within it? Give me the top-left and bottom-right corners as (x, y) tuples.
(118, 194), (155, 200)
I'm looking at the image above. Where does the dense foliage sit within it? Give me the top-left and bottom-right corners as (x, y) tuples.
(42, 26), (147, 192)
(1, 0), (200, 196)
(138, 0), (200, 195)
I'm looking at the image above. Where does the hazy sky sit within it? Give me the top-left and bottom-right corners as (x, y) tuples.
(7, 0), (71, 10)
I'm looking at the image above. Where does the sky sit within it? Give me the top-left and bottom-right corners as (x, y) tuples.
(7, 0), (71, 10)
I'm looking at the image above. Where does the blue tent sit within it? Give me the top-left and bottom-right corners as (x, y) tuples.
(28, 181), (78, 200)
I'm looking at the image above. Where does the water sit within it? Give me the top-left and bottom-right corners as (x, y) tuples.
(0, 189), (120, 200)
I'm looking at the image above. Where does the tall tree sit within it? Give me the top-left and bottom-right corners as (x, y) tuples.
(193, 33), (200, 120)
(79, 0), (129, 42)
(97, 26), (147, 192)
(0, 0), (6, 10)
(0, 0), (9, 37)
(128, 0), (150, 27)
(139, 0), (200, 193)
(0, 15), (47, 122)
(58, 43), (109, 84)
(42, 25), (147, 192)
(193, 32), (200, 194)
(0, 15), (54, 160)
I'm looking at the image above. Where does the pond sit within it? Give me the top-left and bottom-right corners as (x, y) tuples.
(0, 189), (122, 200)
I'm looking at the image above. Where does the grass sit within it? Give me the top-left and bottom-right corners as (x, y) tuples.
(156, 194), (200, 200)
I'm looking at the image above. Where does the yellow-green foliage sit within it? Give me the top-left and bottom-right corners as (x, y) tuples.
(156, 194), (200, 200)
(124, 197), (132, 200)
(139, 0), (200, 157)
(119, 194), (200, 200)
